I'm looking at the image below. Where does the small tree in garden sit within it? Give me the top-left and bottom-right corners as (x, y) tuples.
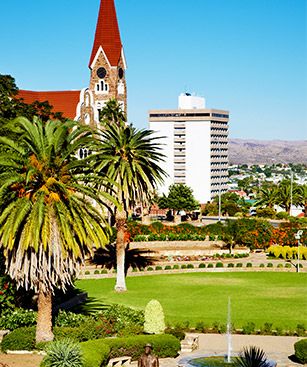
(144, 299), (165, 334)
(159, 184), (199, 213)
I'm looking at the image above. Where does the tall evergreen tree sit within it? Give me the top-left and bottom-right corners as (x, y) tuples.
(0, 117), (110, 342)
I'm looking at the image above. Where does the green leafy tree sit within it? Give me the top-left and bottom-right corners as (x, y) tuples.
(0, 117), (110, 342)
(161, 184), (199, 213)
(0, 74), (65, 124)
(94, 100), (165, 292)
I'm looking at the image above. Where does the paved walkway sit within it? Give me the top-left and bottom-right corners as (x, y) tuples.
(158, 334), (305, 367)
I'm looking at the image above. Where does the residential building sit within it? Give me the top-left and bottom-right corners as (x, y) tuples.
(149, 93), (229, 203)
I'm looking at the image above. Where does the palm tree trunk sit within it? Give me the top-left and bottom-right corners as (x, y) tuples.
(115, 209), (127, 292)
(36, 283), (53, 343)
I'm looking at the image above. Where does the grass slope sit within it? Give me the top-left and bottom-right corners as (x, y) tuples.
(76, 272), (307, 329)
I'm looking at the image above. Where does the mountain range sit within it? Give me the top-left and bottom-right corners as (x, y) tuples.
(229, 139), (307, 165)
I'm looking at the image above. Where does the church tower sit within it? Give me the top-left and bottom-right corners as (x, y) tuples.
(76, 0), (127, 127)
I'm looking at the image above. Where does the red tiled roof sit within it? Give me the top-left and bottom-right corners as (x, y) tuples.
(89, 0), (122, 68)
(18, 90), (81, 120)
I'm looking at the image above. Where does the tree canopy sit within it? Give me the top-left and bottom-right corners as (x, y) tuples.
(0, 74), (66, 125)
(159, 184), (199, 212)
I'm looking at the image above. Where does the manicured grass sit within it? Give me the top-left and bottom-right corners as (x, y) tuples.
(76, 272), (307, 330)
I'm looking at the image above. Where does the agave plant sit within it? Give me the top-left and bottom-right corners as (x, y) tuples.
(42, 338), (83, 367)
(235, 346), (271, 367)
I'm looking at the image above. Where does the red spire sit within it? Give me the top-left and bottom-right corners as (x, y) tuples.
(89, 0), (123, 68)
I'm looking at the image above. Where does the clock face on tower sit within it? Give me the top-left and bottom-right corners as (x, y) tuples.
(118, 68), (124, 79)
(97, 67), (107, 79)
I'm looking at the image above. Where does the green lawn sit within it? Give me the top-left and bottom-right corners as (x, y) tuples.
(76, 272), (307, 330)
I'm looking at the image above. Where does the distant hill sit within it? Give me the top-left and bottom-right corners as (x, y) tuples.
(229, 139), (307, 165)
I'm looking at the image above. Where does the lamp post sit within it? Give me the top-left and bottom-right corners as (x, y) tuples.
(295, 230), (303, 273)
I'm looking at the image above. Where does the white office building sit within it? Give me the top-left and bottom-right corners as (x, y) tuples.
(149, 93), (229, 204)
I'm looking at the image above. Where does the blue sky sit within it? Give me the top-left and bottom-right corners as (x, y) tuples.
(0, 0), (306, 140)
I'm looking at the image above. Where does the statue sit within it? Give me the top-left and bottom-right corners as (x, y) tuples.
(138, 344), (159, 367)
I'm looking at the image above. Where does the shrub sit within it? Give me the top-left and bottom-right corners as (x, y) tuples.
(267, 263), (273, 268)
(147, 267), (154, 271)
(195, 321), (205, 332)
(216, 262), (224, 268)
(155, 266), (162, 271)
(101, 269), (108, 274)
(187, 264), (194, 269)
(144, 300), (165, 334)
(94, 270), (100, 275)
(81, 340), (110, 367)
(84, 271), (90, 275)
(181, 264), (187, 269)
(277, 264), (283, 268)
(276, 211), (290, 220)
(207, 263), (213, 268)
(296, 324), (306, 337)
(80, 334), (180, 367)
(260, 322), (273, 335)
(55, 310), (88, 328)
(227, 263), (234, 268)
(236, 263), (243, 267)
(198, 263), (206, 268)
(285, 263), (291, 268)
(173, 265), (180, 270)
(246, 263), (252, 268)
(0, 308), (37, 330)
(259, 263), (265, 268)
(164, 265), (172, 270)
(212, 322), (226, 334)
(41, 339), (83, 367)
(165, 326), (185, 341)
(105, 334), (180, 360)
(294, 338), (307, 364)
(242, 322), (256, 335)
(1, 326), (35, 351)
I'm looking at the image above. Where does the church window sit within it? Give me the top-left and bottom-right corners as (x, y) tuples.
(96, 81), (109, 94)
(117, 81), (124, 95)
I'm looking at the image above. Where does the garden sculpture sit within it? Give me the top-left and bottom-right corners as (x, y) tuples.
(138, 344), (159, 367)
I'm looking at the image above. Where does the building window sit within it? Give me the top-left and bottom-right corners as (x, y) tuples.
(96, 80), (109, 93)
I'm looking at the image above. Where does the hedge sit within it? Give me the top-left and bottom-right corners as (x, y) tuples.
(81, 340), (110, 367)
(1, 326), (36, 351)
(294, 338), (307, 364)
(80, 334), (180, 367)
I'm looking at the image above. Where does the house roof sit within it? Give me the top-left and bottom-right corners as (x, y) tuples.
(89, 0), (122, 68)
(18, 90), (81, 120)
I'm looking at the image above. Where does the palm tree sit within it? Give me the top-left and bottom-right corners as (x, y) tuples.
(93, 101), (165, 292)
(0, 117), (110, 342)
(296, 184), (307, 217)
(255, 186), (278, 209)
(98, 98), (126, 126)
(277, 180), (299, 214)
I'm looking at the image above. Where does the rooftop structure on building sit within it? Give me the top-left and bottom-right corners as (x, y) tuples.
(149, 93), (229, 204)
(17, 0), (127, 126)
